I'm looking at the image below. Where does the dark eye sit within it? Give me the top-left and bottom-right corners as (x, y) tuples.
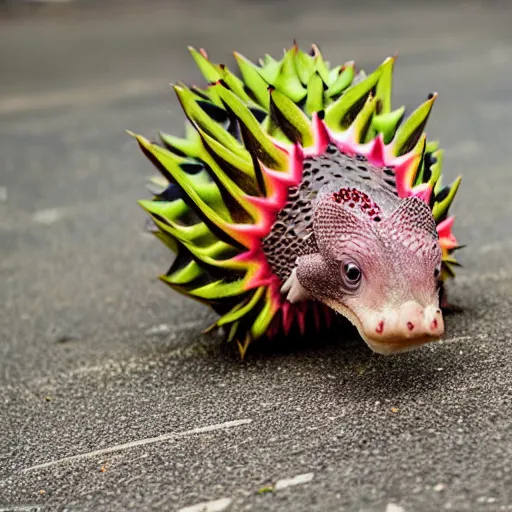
(434, 265), (441, 278)
(342, 261), (362, 290)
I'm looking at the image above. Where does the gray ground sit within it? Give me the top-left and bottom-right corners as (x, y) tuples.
(1, 1), (512, 511)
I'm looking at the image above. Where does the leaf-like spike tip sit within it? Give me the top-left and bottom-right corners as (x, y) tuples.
(214, 83), (288, 171)
(234, 51), (270, 108)
(371, 106), (406, 144)
(324, 61), (383, 132)
(188, 46), (222, 83)
(373, 55), (395, 116)
(433, 175), (462, 221)
(269, 87), (315, 147)
(393, 93), (437, 156)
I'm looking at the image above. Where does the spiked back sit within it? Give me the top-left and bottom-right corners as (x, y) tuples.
(130, 43), (462, 357)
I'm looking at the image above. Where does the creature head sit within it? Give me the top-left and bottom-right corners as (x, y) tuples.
(294, 189), (444, 355)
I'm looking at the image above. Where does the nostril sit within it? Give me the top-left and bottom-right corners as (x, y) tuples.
(407, 321), (414, 331)
(375, 320), (384, 334)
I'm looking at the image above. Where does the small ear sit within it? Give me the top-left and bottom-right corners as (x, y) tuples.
(313, 197), (372, 259)
(385, 196), (438, 240)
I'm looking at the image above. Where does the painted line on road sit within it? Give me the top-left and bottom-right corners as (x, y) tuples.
(386, 504), (406, 512)
(21, 419), (252, 474)
(274, 472), (315, 490)
(179, 498), (233, 512)
(442, 334), (488, 344)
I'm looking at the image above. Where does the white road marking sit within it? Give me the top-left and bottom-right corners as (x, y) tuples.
(0, 507), (42, 512)
(274, 472), (315, 490)
(440, 334), (488, 345)
(21, 419), (252, 473)
(31, 208), (64, 225)
(178, 498), (233, 512)
(386, 504), (405, 512)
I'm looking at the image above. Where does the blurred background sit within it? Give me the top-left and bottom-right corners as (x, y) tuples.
(2, 1), (512, 510)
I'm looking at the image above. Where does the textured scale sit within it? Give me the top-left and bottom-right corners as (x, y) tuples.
(130, 43), (462, 357)
(262, 144), (400, 280)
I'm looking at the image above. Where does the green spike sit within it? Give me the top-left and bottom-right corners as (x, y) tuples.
(219, 65), (253, 104)
(373, 56), (395, 115)
(199, 128), (256, 176)
(174, 85), (246, 160)
(189, 279), (246, 299)
(139, 200), (217, 247)
(258, 54), (282, 85)
(274, 49), (307, 103)
(293, 46), (316, 85)
(145, 197), (190, 223)
(311, 44), (330, 84)
(324, 60), (384, 132)
(214, 83), (288, 171)
(325, 63), (355, 98)
(168, 259), (204, 285)
(371, 106), (406, 144)
(189, 47), (222, 83)
(351, 94), (378, 143)
(269, 88), (315, 147)
(327, 65), (342, 87)
(195, 143), (259, 224)
(234, 52), (270, 108)
(217, 287), (265, 326)
(227, 321), (240, 342)
(426, 140), (440, 153)
(428, 149), (444, 187)
(305, 72), (324, 115)
(154, 231), (178, 253)
(133, 134), (232, 223)
(250, 292), (276, 339)
(433, 176), (462, 221)
(160, 122), (203, 158)
(393, 93), (437, 156)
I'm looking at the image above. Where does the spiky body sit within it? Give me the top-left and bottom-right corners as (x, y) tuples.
(131, 44), (461, 357)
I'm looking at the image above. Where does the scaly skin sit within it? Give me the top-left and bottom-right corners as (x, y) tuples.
(131, 43), (462, 357)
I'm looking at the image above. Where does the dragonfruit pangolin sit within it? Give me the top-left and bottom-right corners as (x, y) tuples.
(130, 44), (462, 357)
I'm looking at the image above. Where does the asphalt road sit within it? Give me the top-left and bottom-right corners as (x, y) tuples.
(1, 1), (512, 511)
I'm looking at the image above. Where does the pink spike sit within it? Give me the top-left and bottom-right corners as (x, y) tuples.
(296, 302), (307, 335)
(393, 154), (421, 198)
(366, 133), (386, 166)
(228, 217), (274, 239)
(410, 183), (432, 203)
(266, 315), (279, 339)
(281, 302), (295, 335)
(437, 216), (458, 249)
(305, 113), (330, 157)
